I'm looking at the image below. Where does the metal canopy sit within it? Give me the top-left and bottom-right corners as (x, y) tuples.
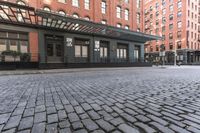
(0, 1), (161, 43)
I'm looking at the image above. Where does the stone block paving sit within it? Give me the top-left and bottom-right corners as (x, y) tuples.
(0, 67), (200, 133)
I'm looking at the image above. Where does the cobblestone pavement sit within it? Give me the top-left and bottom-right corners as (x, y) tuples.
(0, 67), (200, 133)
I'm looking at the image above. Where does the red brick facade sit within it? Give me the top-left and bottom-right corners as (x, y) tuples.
(6, 0), (142, 31)
(143, 0), (200, 64)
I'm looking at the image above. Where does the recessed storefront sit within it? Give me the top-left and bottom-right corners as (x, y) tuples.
(45, 35), (64, 63)
(0, 1), (161, 69)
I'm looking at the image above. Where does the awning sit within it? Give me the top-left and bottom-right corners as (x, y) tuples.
(0, 1), (162, 43)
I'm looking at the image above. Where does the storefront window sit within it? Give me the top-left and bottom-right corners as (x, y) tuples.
(75, 39), (89, 58)
(20, 41), (28, 53)
(82, 46), (88, 57)
(75, 45), (81, 57)
(0, 31), (29, 53)
(117, 44), (128, 59)
(9, 40), (18, 51)
(0, 39), (6, 52)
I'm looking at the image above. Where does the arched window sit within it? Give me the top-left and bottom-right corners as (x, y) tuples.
(17, 1), (26, 5)
(84, 16), (90, 21)
(116, 6), (121, 18)
(101, 20), (107, 24)
(58, 10), (66, 16)
(43, 7), (51, 12)
(17, 1), (26, 22)
(72, 13), (79, 18)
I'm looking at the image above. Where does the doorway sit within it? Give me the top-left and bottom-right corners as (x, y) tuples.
(45, 35), (64, 63)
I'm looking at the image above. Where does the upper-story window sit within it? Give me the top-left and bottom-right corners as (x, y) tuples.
(117, 23), (122, 28)
(72, 0), (79, 7)
(125, 9), (129, 20)
(101, 20), (107, 24)
(125, 0), (129, 3)
(178, 1), (182, 8)
(177, 11), (182, 17)
(169, 5), (173, 12)
(136, 0), (140, 8)
(125, 25), (129, 30)
(162, 9), (166, 15)
(84, 16), (90, 21)
(58, 10), (66, 16)
(101, 1), (106, 14)
(58, 0), (66, 3)
(116, 6), (121, 18)
(155, 2), (159, 9)
(43, 7), (51, 12)
(72, 13), (79, 18)
(84, 0), (90, 10)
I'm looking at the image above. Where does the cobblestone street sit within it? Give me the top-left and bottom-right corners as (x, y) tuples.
(0, 67), (200, 133)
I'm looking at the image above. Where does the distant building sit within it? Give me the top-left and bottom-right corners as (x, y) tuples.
(0, 0), (159, 69)
(144, 0), (200, 64)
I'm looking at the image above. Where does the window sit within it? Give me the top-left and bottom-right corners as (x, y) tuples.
(101, 20), (107, 24)
(117, 48), (127, 59)
(177, 21), (182, 28)
(72, 13), (79, 18)
(58, 0), (66, 3)
(169, 24), (173, 30)
(155, 3), (159, 9)
(72, 0), (79, 7)
(169, 33), (173, 39)
(162, 17), (166, 24)
(125, 25), (129, 30)
(43, 7), (51, 12)
(177, 31), (181, 38)
(177, 41), (182, 49)
(156, 45), (159, 51)
(101, 1), (106, 14)
(137, 13), (140, 24)
(125, 9), (129, 20)
(177, 11), (182, 17)
(75, 39), (89, 58)
(84, 0), (90, 10)
(116, 6), (121, 18)
(84, 16), (90, 21)
(162, 26), (165, 32)
(178, 1), (182, 8)
(169, 14), (173, 20)
(0, 39), (6, 52)
(100, 42), (108, 58)
(117, 45), (127, 59)
(134, 46), (140, 61)
(0, 31), (28, 53)
(117, 23), (122, 28)
(58, 10), (66, 16)
(156, 11), (159, 17)
(162, 9), (166, 15)
(75, 45), (81, 57)
(169, 5), (173, 12)
(169, 43), (173, 50)
(125, 0), (129, 4)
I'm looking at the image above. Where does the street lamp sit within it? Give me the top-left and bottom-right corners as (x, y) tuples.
(174, 42), (177, 66)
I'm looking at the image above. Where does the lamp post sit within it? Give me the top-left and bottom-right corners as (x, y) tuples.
(174, 42), (177, 66)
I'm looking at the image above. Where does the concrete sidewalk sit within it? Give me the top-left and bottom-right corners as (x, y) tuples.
(0, 67), (149, 76)
(0, 66), (199, 76)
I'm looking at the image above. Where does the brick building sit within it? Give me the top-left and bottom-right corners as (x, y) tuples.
(0, 0), (159, 69)
(144, 0), (200, 65)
